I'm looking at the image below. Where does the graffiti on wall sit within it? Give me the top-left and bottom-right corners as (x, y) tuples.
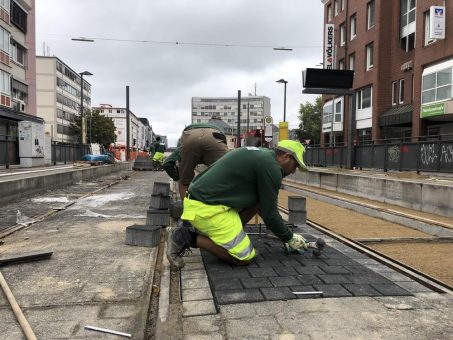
(420, 143), (438, 165)
(388, 145), (400, 163)
(440, 144), (453, 164)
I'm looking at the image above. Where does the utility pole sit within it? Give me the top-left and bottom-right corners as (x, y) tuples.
(126, 86), (130, 161)
(237, 90), (241, 148)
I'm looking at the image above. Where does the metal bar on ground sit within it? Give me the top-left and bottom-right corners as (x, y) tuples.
(84, 325), (131, 338)
(293, 291), (324, 296)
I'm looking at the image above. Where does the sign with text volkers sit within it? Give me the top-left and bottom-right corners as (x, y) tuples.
(324, 24), (335, 69)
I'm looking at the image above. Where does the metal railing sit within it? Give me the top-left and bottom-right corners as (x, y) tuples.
(305, 138), (453, 173)
(51, 142), (90, 165)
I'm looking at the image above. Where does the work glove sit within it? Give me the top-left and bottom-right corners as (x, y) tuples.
(286, 233), (308, 252)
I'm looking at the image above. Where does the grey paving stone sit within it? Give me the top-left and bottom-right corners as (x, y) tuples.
(379, 271), (413, 282)
(296, 274), (324, 285)
(371, 284), (412, 296)
(182, 277), (210, 290)
(318, 265), (352, 274)
(269, 276), (302, 287)
(394, 281), (434, 293)
(211, 278), (243, 290)
(318, 274), (353, 284)
(183, 300), (217, 316)
(256, 260), (285, 268)
(343, 284), (383, 296)
(273, 266), (298, 276)
(241, 277), (273, 289)
(260, 287), (296, 301)
(248, 267), (277, 278)
(181, 269), (208, 280)
(348, 273), (393, 284)
(312, 284), (353, 297)
(214, 289), (265, 305)
(343, 265), (375, 274)
(294, 265), (325, 275)
(182, 287), (214, 301)
(209, 269), (250, 280)
(322, 258), (360, 266)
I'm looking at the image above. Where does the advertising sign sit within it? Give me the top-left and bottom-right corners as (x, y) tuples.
(421, 103), (445, 118)
(324, 24), (335, 69)
(430, 6), (446, 40)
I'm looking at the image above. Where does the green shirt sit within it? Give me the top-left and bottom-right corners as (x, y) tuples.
(188, 147), (293, 242)
(184, 123), (225, 134)
(162, 148), (180, 180)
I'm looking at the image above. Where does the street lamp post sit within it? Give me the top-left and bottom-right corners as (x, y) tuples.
(276, 79), (288, 122)
(79, 71), (93, 145)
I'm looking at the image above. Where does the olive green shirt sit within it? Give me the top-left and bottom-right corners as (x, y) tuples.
(188, 147), (293, 242)
(162, 148), (180, 180)
(184, 123), (225, 134)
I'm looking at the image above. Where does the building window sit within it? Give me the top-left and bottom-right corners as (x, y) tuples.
(338, 59), (344, 70)
(392, 81), (398, 105)
(10, 40), (26, 65)
(400, 0), (416, 52)
(350, 14), (357, 40)
(335, 98), (343, 122)
(356, 86), (372, 109)
(422, 67), (452, 104)
(0, 0), (9, 12)
(0, 69), (11, 95)
(366, 43), (374, 70)
(349, 53), (355, 71)
(399, 79), (405, 103)
(334, 0), (339, 16)
(11, 1), (27, 33)
(0, 26), (10, 54)
(424, 11), (435, 46)
(367, 1), (375, 29)
(340, 23), (345, 46)
(327, 4), (332, 21)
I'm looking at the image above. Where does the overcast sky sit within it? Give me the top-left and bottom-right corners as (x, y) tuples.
(36, 0), (324, 146)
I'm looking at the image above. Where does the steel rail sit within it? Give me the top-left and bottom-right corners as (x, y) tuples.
(278, 206), (453, 295)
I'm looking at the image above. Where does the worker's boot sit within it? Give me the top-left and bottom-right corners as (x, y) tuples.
(166, 225), (193, 268)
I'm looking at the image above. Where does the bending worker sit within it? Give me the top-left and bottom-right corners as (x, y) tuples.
(166, 140), (309, 268)
(152, 136), (166, 166)
(164, 123), (229, 200)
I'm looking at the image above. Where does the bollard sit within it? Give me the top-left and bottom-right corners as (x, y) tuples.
(288, 196), (306, 212)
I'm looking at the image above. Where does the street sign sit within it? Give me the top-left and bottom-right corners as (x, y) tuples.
(264, 116), (273, 126)
(264, 125), (273, 142)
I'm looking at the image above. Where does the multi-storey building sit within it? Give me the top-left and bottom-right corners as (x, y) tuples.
(320, 0), (453, 146)
(191, 96), (271, 134)
(0, 0), (40, 165)
(93, 104), (155, 151)
(36, 56), (91, 143)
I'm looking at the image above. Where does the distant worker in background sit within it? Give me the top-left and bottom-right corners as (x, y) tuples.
(166, 140), (310, 268)
(164, 123), (229, 201)
(152, 136), (166, 167)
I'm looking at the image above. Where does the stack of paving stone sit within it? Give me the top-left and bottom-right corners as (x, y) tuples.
(125, 181), (171, 247)
(132, 155), (154, 171)
(146, 182), (171, 226)
(288, 196), (307, 225)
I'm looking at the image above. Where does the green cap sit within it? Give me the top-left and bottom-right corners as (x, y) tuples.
(276, 140), (308, 171)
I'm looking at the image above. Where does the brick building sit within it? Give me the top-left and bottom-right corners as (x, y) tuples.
(320, 0), (453, 146)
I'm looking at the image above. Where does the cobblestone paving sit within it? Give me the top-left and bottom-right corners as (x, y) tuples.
(201, 225), (412, 306)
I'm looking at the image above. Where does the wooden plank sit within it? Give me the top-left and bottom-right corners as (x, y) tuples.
(0, 251), (53, 266)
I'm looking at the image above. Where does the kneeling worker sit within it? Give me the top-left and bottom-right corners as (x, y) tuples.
(166, 140), (309, 268)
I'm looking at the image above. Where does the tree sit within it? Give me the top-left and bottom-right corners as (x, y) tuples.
(296, 96), (322, 145)
(70, 110), (116, 148)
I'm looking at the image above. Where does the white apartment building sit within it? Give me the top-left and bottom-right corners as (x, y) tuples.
(0, 0), (40, 166)
(36, 56), (91, 143)
(93, 104), (154, 151)
(191, 96), (271, 134)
